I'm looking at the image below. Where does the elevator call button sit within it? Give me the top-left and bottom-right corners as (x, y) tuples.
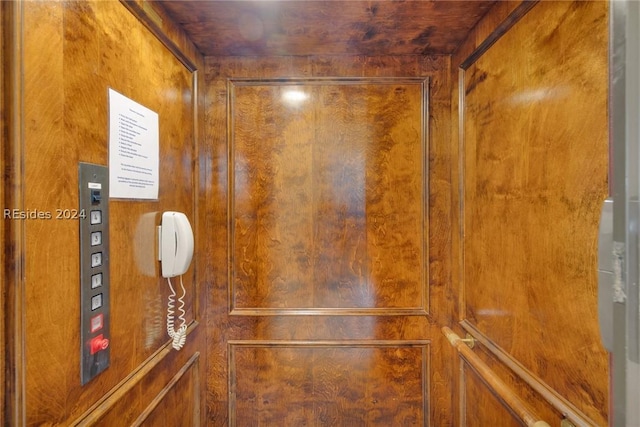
(91, 231), (102, 246)
(90, 314), (104, 333)
(91, 273), (102, 289)
(89, 334), (109, 355)
(91, 252), (102, 268)
(90, 210), (102, 225)
(91, 294), (103, 311)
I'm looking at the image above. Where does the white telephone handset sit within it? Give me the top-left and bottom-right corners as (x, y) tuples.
(160, 211), (194, 278)
(159, 212), (194, 350)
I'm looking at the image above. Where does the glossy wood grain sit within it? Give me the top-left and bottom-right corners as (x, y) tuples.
(230, 341), (428, 426)
(229, 78), (427, 314)
(160, 1), (496, 56)
(205, 55), (454, 425)
(17, 1), (205, 424)
(456, 1), (609, 425)
(123, 0), (201, 71)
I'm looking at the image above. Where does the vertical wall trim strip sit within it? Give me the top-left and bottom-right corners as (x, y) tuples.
(4, 0), (27, 425)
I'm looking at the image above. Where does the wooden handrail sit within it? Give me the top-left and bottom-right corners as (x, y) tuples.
(442, 327), (551, 427)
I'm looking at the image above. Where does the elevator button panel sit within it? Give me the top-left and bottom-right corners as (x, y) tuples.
(79, 163), (110, 385)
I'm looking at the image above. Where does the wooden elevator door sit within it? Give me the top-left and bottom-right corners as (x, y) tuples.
(205, 56), (453, 426)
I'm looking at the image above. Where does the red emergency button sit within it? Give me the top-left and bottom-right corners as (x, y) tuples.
(89, 334), (110, 355)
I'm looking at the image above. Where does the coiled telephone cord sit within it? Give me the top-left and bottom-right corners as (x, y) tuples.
(166, 276), (187, 350)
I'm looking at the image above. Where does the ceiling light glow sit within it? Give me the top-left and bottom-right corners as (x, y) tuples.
(282, 89), (309, 104)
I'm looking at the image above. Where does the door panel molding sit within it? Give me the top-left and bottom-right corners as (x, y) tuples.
(228, 77), (430, 316)
(228, 340), (430, 427)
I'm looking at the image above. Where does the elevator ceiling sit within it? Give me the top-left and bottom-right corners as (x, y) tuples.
(159, 1), (497, 56)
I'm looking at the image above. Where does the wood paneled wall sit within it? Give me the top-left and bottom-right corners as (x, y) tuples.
(6, 1), (612, 425)
(5, 1), (206, 424)
(204, 55), (454, 426)
(451, 1), (609, 425)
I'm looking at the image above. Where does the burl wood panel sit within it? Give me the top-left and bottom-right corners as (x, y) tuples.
(230, 342), (428, 426)
(205, 56), (453, 425)
(459, 1), (609, 424)
(19, 1), (203, 425)
(230, 79), (427, 314)
(160, 1), (496, 56)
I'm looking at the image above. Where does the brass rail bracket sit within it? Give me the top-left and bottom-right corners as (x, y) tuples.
(460, 333), (476, 349)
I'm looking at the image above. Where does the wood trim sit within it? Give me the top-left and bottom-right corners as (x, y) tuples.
(229, 307), (429, 316)
(421, 76), (430, 316)
(131, 352), (201, 427)
(456, 66), (466, 325)
(72, 323), (198, 426)
(443, 327), (550, 427)
(3, 1), (26, 425)
(228, 76), (429, 86)
(228, 340), (430, 427)
(458, 345), (465, 426)
(459, 0), (540, 71)
(227, 77), (430, 316)
(1, 3), (5, 425)
(459, 320), (596, 427)
(120, 0), (198, 72)
(228, 339), (431, 347)
(191, 69), (201, 324)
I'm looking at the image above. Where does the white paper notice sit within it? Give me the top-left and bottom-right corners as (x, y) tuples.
(108, 88), (159, 199)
